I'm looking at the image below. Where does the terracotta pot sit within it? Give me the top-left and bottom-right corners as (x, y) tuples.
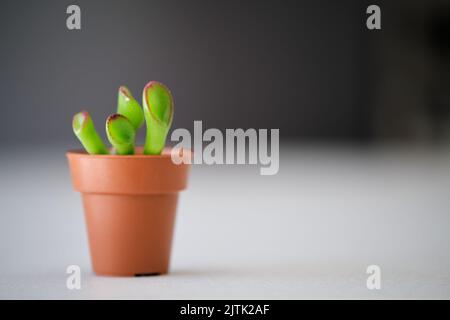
(66, 147), (190, 276)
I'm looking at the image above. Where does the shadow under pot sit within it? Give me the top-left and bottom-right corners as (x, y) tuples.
(66, 148), (191, 276)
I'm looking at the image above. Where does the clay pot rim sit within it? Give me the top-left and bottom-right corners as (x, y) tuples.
(67, 147), (190, 159)
(67, 146), (191, 194)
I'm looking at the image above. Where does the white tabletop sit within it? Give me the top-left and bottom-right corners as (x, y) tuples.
(1, 143), (450, 299)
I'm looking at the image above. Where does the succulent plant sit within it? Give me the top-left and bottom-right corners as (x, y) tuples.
(72, 81), (173, 156)
(142, 81), (174, 155)
(106, 114), (135, 155)
(117, 86), (144, 130)
(73, 111), (109, 154)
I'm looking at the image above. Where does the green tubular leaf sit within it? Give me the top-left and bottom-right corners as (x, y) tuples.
(106, 114), (135, 155)
(117, 86), (144, 130)
(142, 81), (174, 155)
(72, 111), (109, 154)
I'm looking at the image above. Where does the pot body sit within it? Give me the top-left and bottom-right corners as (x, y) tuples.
(67, 148), (190, 276)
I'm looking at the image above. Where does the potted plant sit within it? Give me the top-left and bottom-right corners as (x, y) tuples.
(67, 81), (191, 276)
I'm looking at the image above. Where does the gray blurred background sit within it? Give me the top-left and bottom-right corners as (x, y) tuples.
(1, 0), (448, 147)
(0, 0), (369, 146)
(1, 0), (450, 299)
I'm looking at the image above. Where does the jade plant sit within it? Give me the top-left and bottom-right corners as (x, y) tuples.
(73, 111), (109, 155)
(143, 81), (174, 155)
(106, 114), (136, 155)
(72, 81), (174, 155)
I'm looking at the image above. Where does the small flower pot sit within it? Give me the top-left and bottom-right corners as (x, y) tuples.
(66, 148), (190, 276)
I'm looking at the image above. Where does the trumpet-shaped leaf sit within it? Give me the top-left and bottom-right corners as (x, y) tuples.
(72, 111), (109, 154)
(106, 114), (135, 155)
(142, 81), (174, 155)
(117, 86), (144, 130)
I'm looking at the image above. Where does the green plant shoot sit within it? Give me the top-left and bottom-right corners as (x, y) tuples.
(142, 81), (174, 155)
(72, 111), (109, 154)
(106, 114), (136, 155)
(117, 86), (144, 130)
